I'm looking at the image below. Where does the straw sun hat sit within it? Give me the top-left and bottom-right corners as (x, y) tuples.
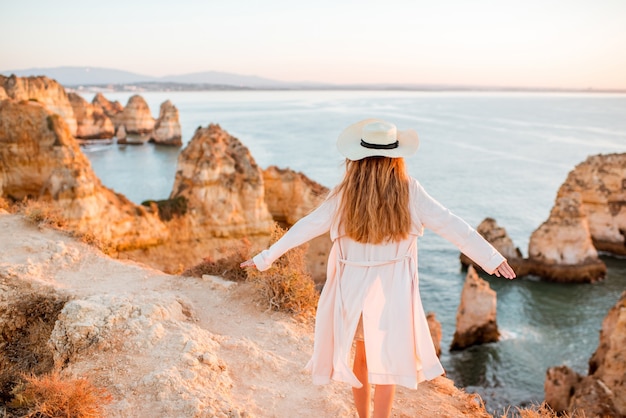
(336, 119), (419, 161)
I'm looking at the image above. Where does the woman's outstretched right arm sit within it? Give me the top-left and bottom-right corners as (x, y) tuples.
(241, 194), (337, 271)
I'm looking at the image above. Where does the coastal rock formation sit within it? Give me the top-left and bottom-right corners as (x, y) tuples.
(528, 193), (606, 283)
(92, 92), (123, 119)
(112, 94), (155, 135)
(0, 99), (167, 250)
(68, 92), (115, 139)
(451, 266), (499, 350)
(0, 75), (77, 136)
(526, 153), (626, 283)
(262, 165), (329, 226)
(150, 100), (182, 146)
(169, 124), (274, 239)
(0, 86), (7, 100)
(427, 312), (443, 357)
(263, 165), (331, 282)
(116, 124), (127, 141)
(544, 366), (582, 413)
(585, 290), (626, 414)
(461, 217), (523, 272)
(544, 291), (625, 416)
(567, 153), (626, 256)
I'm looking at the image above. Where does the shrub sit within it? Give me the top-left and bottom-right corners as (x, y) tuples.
(0, 196), (11, 211)
(0, 278), (68, 406)
(501, 402), (586, 418)
(245, 224), (319, 319)
(182, 238), (252, 282)
(20, 199), (67, 229)
(70, 231), (115, 256)
(141, 196), (188, 221)
(9, 372), (112, 418)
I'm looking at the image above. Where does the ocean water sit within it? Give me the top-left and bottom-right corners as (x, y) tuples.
(80, 90), (626, 412)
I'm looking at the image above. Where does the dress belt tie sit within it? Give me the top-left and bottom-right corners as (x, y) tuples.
(339, 255), (410, 268)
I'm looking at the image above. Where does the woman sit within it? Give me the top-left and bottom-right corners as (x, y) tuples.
(241, 119), (516, 418)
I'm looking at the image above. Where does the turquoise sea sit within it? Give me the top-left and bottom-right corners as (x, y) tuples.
(80, 90), (626, 413)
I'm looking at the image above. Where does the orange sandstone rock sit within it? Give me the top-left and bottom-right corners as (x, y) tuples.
(91, 92), (123, 119)
(68, 92), (115, 139)
(169, 124), (274, 239)
(150, 100), (182, 146)
(451, 266), (499, 350)
(112, 94), (155, 135)
(1, 74), (78, 136)
(0, 99), (167, 251)
(545, 291), (626, 417)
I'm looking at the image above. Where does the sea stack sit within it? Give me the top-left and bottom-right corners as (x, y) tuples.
(112, 94), (155, 135)
(151, 100), (182, 146)
(169, 123), (274, 239)
(525, 153), (626, 283)
(460, 217), (523, 273)
(450, 266), (499, 350)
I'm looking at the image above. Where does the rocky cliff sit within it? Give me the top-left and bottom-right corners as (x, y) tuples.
(68, 92), (115, 139)
(262, 165), (329, 226)
(1, 75), (77, 136)
(570, 153), (626, 255)
(263, 166), (331, 282)
(120, 124), (275, 272)
(150, 100), (182, 146)
(170, 124), (274, 238)
(0, 99), (167, 251)
(0, 212), (493, 418)
(545, 290), (626, 417)
(526, 153), (625, 283)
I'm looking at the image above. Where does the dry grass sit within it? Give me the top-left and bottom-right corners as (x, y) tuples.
(0, 196), (12, 212)
(19, 199), (67, 229)
(245, 224), (319, 319)
(9, 372), (112, 418)
(70, 230), (115, 256)
(501, 402), (586, 418)
(182, 238), (252, 282)
(15, 199), (115, 255)
(0, 282), (68, 404)
(0, 276), (71, 417)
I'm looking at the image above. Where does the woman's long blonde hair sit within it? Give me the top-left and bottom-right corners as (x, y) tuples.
(334, 156), (411, 244)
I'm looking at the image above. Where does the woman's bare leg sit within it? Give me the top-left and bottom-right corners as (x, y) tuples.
(373, 384), (395, 418)
(352, 340), (370, 418)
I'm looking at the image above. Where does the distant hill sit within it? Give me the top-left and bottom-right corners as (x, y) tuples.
(1, 66), (157, 85)
(0, 66), (307, 89)
(2, 66), (619, 92)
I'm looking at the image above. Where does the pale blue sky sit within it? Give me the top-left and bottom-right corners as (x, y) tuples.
(1, 0), (625, 89)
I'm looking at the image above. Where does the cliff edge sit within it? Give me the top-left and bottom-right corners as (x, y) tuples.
(0, 212), (490, 417)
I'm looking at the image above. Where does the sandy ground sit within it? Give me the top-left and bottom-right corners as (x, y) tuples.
(0, 211), (490, 417)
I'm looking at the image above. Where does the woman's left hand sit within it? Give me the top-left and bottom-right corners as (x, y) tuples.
(493, 260), (516, 279)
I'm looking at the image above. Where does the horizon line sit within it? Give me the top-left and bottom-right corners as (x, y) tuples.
(2, 65), (625, 94)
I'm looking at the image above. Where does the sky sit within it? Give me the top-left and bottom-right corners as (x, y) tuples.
(1, 0), (625, 90)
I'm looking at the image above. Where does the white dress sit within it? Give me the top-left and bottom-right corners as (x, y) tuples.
(253, 177), (505, 389)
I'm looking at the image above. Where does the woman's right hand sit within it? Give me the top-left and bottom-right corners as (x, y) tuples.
(240, 259), (256, 269)
(493, 260), (516, 279)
